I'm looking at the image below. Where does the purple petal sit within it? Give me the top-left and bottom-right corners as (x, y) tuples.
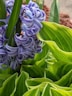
(5, 44), (17, 56)
(5, 0), (14, 7)
(28, 0), (39, 8)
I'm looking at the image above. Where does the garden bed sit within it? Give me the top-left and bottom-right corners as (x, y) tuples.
(43, 5), (72, 28)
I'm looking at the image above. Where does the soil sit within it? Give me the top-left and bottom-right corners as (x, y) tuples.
(43, 5), (72, 28)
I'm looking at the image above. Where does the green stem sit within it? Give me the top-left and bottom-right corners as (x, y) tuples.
(6, 0), (22, 46)
(0, 0), (6, 26)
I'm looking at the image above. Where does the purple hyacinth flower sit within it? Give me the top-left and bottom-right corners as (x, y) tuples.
(0, 19), (9, 24)
(15, 33), (42, 58)
(5, 44), (19, 69)
(28, 0), (39, 8)
(5, 33), (42, 69)
(20, 0), (46, 36)
(21, 21), (42, 36)
(0, 25), (7, 67)
(0, 0), (45, 69)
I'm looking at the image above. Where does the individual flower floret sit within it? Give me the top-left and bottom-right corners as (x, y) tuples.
(5, 0), (14, 16)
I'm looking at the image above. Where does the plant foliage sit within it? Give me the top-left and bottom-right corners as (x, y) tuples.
(0, 0), (72, 96)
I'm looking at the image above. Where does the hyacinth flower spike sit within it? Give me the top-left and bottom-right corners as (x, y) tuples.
(6, 0), (45, 69)
(0, 0), (46, 69)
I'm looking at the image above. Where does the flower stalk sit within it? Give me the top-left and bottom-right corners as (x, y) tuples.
(0, 0), (6, 25)
(6, 0), (22, 46)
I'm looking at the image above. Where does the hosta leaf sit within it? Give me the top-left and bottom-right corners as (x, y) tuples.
(34, 44), (48, 61)
(44, 41), (72, 64)
(26, 78), (52, 87)
(51, 88), (64, 96)
(46, 61), (64, 79)
(70, 84), (72, 88)
(51, 88), (72, 96)
(38, 21), (72, 51)
(40, 82), (72, 92)
(14, 71), (29, 96)
(55, 70), (72, 86)
(23, 81), (72, 96)
(34, 44), (48, 68)
(61, 64), (72, 76)
(0, 68), (15, 74)
(35, 58), (47, 68)
(0, 73), (17, 96)
(45, 50), (57, 65)
(0, 0), (6, 25)
(41, 83), (51, 96)
(0, 74), (11, 87)
(0, 68), (14, 87)
(49, 0), (59, 23)
(23, 88), (40, 96)
(21, 65), (44, 78)
(46, 69), (58, 81)
(42, 41), (72, 80)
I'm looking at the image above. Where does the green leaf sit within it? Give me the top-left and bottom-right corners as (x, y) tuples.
(34, 44), (48, 68)
(0, 68), (14, 87)
(23, 88), (40, 96)
(23, 81), (72, 96)
(41, 83), (51, 96)
(44, 41), (72, 64)
(26, 78), (52, 87)
(0, 68), (15, 75)
(6, 0), (22, 44)
(35, 57), (47, 68)
(51, 88), (63, 96)
(55, 70), (72, 86)
(14, 71), (29, 96)
(45, 50), (57, 65)
(51, 88), (72, 96)
(61, 64), (72, 76)
(0, 73), (17, 96)
(0, 0), (6, 25)
(38, 21), (72, 51)
(49, 0), (59, 23)
(46, 69), (59, 81)
(46, 61), (65, 80)
(34, 44), (48, 61)
(21, 65), (44, 78)
(0, 74), (11, 87)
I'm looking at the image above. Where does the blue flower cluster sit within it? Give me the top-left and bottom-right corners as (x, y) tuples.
(0, 0), (46, 69)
